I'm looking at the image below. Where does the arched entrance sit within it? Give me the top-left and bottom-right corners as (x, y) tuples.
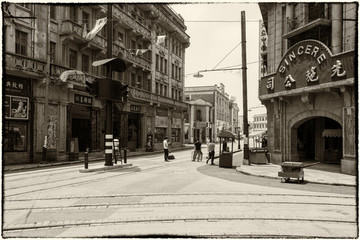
(292, 117), (342, 164)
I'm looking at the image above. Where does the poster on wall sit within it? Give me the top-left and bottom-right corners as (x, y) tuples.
(5, 95), (29, 120)
(172, 118), (182, 128)
(155, 116), (168, 128)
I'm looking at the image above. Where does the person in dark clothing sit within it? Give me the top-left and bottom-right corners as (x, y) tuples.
(193, 140), (202, 161)
(222, 139), (228, 152)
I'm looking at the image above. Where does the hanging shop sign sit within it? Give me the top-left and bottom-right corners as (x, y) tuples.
(74, 94), (93, 106)
(5, 95), (29, 120)
(259, 40), (354, 96)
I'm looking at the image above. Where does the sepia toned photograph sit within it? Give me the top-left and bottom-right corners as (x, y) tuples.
(2, 1), (358, 238)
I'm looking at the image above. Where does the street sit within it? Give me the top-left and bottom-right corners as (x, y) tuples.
(3, 148), (357, 238)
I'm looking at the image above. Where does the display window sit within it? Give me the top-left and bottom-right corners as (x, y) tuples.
(171, 128), (180, 142)
(4, 121), (27, 151)
(155, 128), (166, 143)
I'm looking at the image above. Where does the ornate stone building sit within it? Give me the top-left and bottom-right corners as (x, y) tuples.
(3, 3), (189, 164)
(258, 3), (356, 174)
(184, 84), (239, 143)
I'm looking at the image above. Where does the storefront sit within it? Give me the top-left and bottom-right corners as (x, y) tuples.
(4, 76), (31, 164)
(259, 40), (355, 175)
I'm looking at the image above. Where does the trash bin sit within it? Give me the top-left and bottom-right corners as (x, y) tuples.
(249, 148), (268, 164)
(219, 152), (233, 168)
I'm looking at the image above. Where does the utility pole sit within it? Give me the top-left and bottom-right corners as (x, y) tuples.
(43, 5), (50, 162)
(104, 4), (113, 166)
(241, 11), (249, 164)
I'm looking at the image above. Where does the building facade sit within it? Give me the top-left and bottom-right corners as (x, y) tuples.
(184, 84), (239, 143)
(258, 3), (357, 175)
(3, 3), (189, 164)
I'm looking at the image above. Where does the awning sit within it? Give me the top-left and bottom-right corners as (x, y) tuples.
(218, 130), (235, 138)
(249, 130), (267, 138)
(322, 129), (342, 138)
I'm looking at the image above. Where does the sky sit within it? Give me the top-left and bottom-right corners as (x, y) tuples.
(170, 2), (266, 118)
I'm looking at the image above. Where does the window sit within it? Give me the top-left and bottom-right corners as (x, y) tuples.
(171, 88), (174, 99)
(69, 49), (77, 69)
(171, 129), (180, 142)
(137, 75), (142, 87)
(156, 54), (159, 71)
(178, 67), (181, 80)
(196, 109), (202, 121)
(18, 3), (30, 9)
(160, 56), (163, 72)
(155, 128), (166, 143)
(164, 85), (167, 97)
(4, 121), (27, 152)
(171, 64), (175, 78)
(131, 73), (136, 87)
(15, 30), (27, 55)
(131, 40), (136, 49)
(175, 66), (178, 79)
(70, 7), (77, 22)
(82, 54), (89, 72)
(155, 82), (159, 95)
(164, 59), (168, 74)
(50, 6), (56, 20)
(50, 42), (56, 63)
(82, 11), (90, 29)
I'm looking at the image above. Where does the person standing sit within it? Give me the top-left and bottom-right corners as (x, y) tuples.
(163, 137), (170, 162)
(222, 139), (228, 152)
(193, 140), (202, 161)
(206, 140), (216, 165)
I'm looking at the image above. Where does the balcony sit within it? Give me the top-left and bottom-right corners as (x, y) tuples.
(50, 64), (96, 87)
(129, 87), (187, 109)
(283, 18), (331, 39)
(5, 52), (46, 79)
(112, 5), (152, 41)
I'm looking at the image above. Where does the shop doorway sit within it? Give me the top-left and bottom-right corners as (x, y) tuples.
(296, 117), (342, 164)
(127, 113), (140, 151)
(72, 118), (90, 152)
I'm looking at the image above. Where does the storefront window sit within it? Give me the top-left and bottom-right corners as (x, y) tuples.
(155, 128), (166, 143)
(4, 121), (27, 151)
(171, 128), (180, 142)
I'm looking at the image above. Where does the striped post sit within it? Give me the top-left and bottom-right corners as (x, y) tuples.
(105, 134), (113, 166)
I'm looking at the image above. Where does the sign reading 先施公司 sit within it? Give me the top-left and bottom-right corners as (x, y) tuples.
(259, 40), (354, 97)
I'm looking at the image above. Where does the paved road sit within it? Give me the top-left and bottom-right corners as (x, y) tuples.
(3, 149), (357, 238)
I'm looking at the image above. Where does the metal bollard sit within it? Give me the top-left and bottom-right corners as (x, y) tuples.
(124, 148), (127, 164)
(84, 148), (89, 169)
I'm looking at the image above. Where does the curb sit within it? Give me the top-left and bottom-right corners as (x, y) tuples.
(235, 166), (355, 187)
(79, 163), (133, 173)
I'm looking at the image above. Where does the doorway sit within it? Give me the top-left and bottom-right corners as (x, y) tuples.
(72, 118), (90, 152)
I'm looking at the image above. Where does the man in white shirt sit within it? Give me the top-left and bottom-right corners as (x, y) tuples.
(163, 137), (170, 162)
(206, 140), (216, 165)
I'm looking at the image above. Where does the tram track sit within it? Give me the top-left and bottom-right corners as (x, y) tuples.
(4, 158), (188, 198)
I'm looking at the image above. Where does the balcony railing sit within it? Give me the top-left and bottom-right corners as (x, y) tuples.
(5, 52), (46, 78)
(112, 5), (152, 41)
(130, 87), (187, 109)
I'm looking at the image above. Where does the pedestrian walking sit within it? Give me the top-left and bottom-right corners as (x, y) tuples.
(206, 140), (216, 165)
(163, 137), (170, 162)
(193, 140), (202, 161)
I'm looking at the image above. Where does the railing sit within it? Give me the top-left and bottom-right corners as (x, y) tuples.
(5, 52), (46, 77)
(130, 87), (187, 108)
(113, 5), (152, 40)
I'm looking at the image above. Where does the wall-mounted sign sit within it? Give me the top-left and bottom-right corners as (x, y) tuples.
(156, 107), (168, 117)
(155, 116), (168, 128)
(172, 118), (182, 128)
(5, 77), (28, 96)
(260, 40), (354, 96)
(130, 105), (141, 112)
(5, 95), (29, 120)
(74, 94), (92, 106)
(172, 111), (182, 118)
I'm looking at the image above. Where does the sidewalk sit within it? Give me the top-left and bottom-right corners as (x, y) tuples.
(236, 163), (356, 187)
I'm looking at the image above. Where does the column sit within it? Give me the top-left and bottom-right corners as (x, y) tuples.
(331, 4), (343, 54)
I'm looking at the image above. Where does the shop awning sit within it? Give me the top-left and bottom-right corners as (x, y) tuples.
(249, 130), (267, 138)
(322, 129), (342, 138)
